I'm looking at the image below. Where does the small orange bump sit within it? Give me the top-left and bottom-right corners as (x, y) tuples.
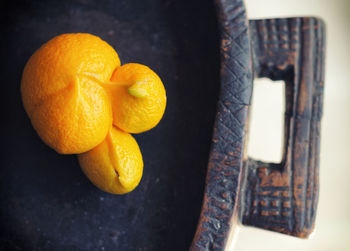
(78, 126), (143, 194)
(108, 63), (166, 134)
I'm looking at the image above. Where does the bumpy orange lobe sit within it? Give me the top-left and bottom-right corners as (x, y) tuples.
(108, 63), (167, 134)
(78, 126), (143, 194)
(21, 33), (120, 154)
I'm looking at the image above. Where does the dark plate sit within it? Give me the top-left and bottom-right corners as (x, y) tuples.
(0, 0), (220, 250)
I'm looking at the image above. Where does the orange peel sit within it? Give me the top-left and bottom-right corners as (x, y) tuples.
(21, 33), (166, 194)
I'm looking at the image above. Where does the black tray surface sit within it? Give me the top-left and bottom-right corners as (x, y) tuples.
(0, 0), (220, 250)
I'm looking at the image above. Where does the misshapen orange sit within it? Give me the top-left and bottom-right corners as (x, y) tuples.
(21, 33), (166, 194)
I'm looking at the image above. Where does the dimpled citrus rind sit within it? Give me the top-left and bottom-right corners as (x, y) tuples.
(109, 63), (167, 134)
(21, 33), (120, 154)
(78, 126), (143, 194)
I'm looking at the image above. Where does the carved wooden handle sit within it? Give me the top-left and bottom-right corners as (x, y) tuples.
(241, 17), (325, 238)
(191, 0), (325, 250)
(191, 0), (253, 250)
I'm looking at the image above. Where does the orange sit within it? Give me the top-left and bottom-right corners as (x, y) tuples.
(78, 126), (143, 194)
(21, 33), (167, 194)
(107, 63), (167, 133)
(21, 33), (120, 154)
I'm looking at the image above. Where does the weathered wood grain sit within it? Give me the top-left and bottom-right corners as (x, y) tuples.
(241, 17), (325, 238)
(190, 0), (252, 250)
(191, 1), (325, 249)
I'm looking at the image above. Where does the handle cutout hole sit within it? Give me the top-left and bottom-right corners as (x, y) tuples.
(247, 78), (285, 163)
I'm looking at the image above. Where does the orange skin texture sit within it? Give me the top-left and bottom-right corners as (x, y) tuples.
(21, 33), (166, 194)
(108, 63), (167, 134)
(78, 126), (143, 194)
(21, 33), (119, 154)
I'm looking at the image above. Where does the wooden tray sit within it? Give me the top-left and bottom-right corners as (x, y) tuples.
(191, 0), (325, 250)
(0, 0), (325, 250)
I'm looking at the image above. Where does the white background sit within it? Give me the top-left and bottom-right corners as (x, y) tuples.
(234, 0), (350, 250)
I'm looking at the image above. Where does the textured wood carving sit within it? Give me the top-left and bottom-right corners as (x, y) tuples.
(191, 0), (252, 250)
(241, 17), (325, 238)
(191, 0), (325, 250)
